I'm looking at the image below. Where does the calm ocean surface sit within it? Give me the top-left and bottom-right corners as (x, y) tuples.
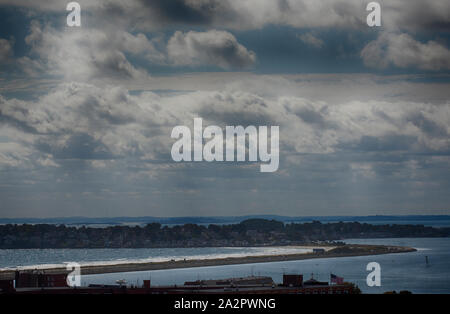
(1, 237), (449, 293)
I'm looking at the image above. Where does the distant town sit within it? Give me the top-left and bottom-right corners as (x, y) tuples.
(1, 219), (449, 249)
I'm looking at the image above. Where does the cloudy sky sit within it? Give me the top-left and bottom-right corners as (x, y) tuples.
(0, 0), (449, 218)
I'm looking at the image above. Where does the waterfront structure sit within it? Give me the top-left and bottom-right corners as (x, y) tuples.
(1, 271), (356, 294)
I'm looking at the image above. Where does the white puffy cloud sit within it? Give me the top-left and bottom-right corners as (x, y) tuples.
(20, 20), (159, 81)
(15, 22), (256, 79)
(167, 30), (256, 69)
(297, 32), (324, 48)
(361, 32), (450, 71)
(0, 83), (176, 162)
(0, 38), (13, 63)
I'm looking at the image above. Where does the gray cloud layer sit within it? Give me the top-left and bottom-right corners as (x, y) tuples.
(1, 75), (449, 215)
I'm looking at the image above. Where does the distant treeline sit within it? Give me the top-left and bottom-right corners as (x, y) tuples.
(2, 215), (449, 226)
(0, 219), (449, 249)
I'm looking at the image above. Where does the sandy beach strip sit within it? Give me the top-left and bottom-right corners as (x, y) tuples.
(0, 244), (416, 280)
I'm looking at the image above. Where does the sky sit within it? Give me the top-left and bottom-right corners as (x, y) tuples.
(0, 0), (449, 218)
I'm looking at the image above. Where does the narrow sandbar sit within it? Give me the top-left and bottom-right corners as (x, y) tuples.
(0, 244), (416, 280)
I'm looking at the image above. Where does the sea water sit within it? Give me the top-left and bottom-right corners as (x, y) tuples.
(0, 246), (313, 270)
(71, 238), (449, 294)
(2, 238), (448, 293)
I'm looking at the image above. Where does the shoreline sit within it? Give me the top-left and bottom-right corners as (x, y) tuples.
(0, 244), (416, 280)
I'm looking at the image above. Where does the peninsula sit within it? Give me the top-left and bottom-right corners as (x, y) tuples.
(0, 243), (415, 280)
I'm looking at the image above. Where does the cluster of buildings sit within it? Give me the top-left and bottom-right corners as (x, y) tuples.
(0, 270), (356, 294)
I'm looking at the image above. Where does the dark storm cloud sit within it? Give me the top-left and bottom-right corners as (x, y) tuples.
(133, 0), (450, 32)
(383, 0), (450, 32)
(1, 0), (449, 32)
(138, 0), (217, 25)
